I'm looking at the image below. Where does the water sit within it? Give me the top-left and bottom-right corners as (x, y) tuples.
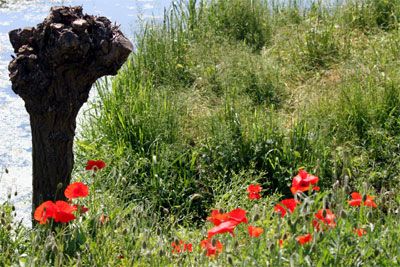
(0, 0), (171, 225)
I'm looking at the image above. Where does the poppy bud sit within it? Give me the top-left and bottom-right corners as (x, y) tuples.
(57, 182), (64, 190)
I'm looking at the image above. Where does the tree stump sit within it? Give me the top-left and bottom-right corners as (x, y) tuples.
(8, 6), (133, 216)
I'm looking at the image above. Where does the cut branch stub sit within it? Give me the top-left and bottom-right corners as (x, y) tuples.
(8, 6), (133, 216)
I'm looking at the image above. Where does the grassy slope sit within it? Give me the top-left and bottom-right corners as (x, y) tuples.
(2, 0), (400, 265)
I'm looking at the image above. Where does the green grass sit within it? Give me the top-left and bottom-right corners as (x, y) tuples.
(2, 0), (400, 265)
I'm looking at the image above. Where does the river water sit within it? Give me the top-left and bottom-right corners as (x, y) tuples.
(0, 0), (170, 225)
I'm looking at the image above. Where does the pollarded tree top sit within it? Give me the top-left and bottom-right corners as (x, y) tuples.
(8, 6), (133, 114)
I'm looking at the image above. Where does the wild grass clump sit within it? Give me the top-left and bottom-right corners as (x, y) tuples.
(206, 0), (272, 51)
(343, 0), (400, 31)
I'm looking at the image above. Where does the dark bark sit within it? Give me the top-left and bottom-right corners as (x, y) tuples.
(8, 6), (133, 216)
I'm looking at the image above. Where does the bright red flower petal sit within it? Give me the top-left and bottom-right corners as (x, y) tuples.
(313, 209), (336, 231)
(85, 160), (106, 171)
(227, 208), (248, 224)
(248, 226), (264, 237)
(247, 184), (262, 200)
(364, 195), (377, 208)
(53, 201), (77, 223)
(247, 184), (262, 193)
(291, 170), (319, 194)
(64, 182), (89, 199)
(207, 209), (230, 226)
(34, 201), (57, 224)
(348, 192), (362, 206)
(274, 203), (287, 217)
(274, 198), (299, 217)
(296, 234), (312, 245)
(184, 243), (193, 252)
(208, 220), (237, 239)
(354, 228), (367, 237)
(200, 239), (223, 257)
(248, 192), (261, 200)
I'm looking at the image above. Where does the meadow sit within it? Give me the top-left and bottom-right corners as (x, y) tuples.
(1, 0), (400, 265)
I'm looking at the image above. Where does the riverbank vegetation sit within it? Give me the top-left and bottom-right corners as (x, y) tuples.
(1, 0), (400, 265)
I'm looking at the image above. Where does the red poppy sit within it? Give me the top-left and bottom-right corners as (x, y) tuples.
(290, 169), (319, 194)
(53, 201), (77, 223)
(34, 201), (57, 224)
(364, 195), (377, 208)
(227, 208), (248, 224)
(65, 182), (89, 199)
(348, 192), (377, 208)
(247, 184), (262, 200)
(85, 159), (106, 171)
(296, 234), (312, 245)
(184, 243), (193, 252)
(279, 239), (284, 248)
(274, 198), (299, 217)
(354, 228), (367, 237)
(348, 192), (362, 206)
(171, 240), (193, 254)
(34, 200), (77, 224)
(207, 209), (230, 226)
(312, 209), (336, 231)
(208, 220), (237, 238)
(200, 239), (223, 257)
(207, 208), (248, 227)
(248, 226), (264, 237)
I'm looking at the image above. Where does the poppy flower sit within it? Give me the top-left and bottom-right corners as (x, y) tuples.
(274, 198), (299, 217)
(296, 234), (312, 245)
(348, 192), (362, 206)
(364, 195), (377, 208)
(200, 239), (223, 257)
(85, 159), (106, 171)
(348, 192), (377, 208)
(208, 220), (237, 238)
(65, 182), (89, 199)
(354, 228), (367, 237)
(248, 226), (264, 237)
(53, 201), (77, 223)
(171, 240), (193, 254)
(34, 201), (57, 224)
(290, 169), (319, 194)
(34, 200), (77, 224)
(184, 243), (193, 252)
(247, 184), (262, 200)
(312, 209), (336, 231)
(279, 239), (284, 248)
(207, 210), (230, 226)
(207, 208), (248, 227)
(227, 208), (248, 224)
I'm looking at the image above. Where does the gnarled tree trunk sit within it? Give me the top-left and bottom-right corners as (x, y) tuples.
(8, 6), (133, 216)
